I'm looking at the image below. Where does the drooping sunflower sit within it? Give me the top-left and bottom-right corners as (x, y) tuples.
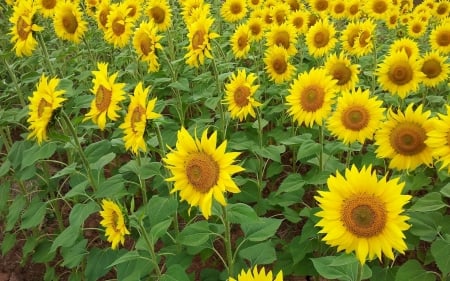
(220, 0), (248, 22)
(407, 18), (427, 38)
(36, 0), (57, 17)
(315, 165), (411, 264)
(84, 62), (126, 130)
(288, 10), (309, 34)
(119, 82), (161, 154)
(27, 75), (66, 144)
(163, 127), (244, 219)
(324, 52), (360, 92)
(429, 23), (450, 55)
(376, 50), (424, 99)
(286, 68), (337, 127)
(389, 37), (419, 59)
(305, 19), (337, 58)
(53, 1), (88, 43)
(99, 199), (130, 250)
(96, 0), (112, 31)
(364, 0), (392, 20)
(223, 69), (261, 121)
(419, 51), (449, 87)
(133, 20), (163, 72)
(327, 88), (384, 144)
(247, 15), (265, 42)
(263, 45), (296, 84)
(184, 14), (219, 68)
(426, 105), (450, 172)
(375, 104), (436, 171)
(265, 22), (298, 56)
(104, 3), (134, 48)
(146, 0), (172, 31)
(231, 24), (251, 58)
(230, 267), (283, 281)
(9, 0), (43, 57)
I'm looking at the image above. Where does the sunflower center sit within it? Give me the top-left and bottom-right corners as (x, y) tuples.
(349, 4), (359, 15)
(275, 31), (290, 49)
(315, 0), (329, 11)
(42, 0), (56, 9)
(150, 6), (166, 24)
(237, 34), (248, 49)
(126, 5), (137, 18)
(17, 16), (30, 40)
(388, 61), (413, 85)
(389, 14), (398, 25)
(373, 0), (388, 13)
(275, 10), (287, 24)
(110, 210), (120, 231)
(95, 85), (112, 112)
(412, 23), (422, 34)
(422, 59), (442, 78)
(437, 31), (450, 47)
(192, 30), (205, 50)
(334, 3), (345, 13)
(341, 106), (369, 131)
(347, 29), (359, 47)
(131, 105), (145, 133)
(251, 0), (260, 5)
(293, 17), (304, 29)
(331, 63), (352, 85)
(313, 30), (330, 48)
(37, 98), (51, 118)
(390, 122), (427, 155)
(234, 86), (250, 107)
(300, 85), (325, 112)
(186, 152), (219, 193)
(437, 3), (448, 15)
(358, 31), (371, 47)
(272, 57), (288, 74)
(230, 2), (242, 14)
(62, 10), (78, 34)
(112, 19), (125, 36)
(342, 195), (387, 237)
(140, 35), (153, 55)
(250, 23), (261, 36)
(99, 9), (109, 27)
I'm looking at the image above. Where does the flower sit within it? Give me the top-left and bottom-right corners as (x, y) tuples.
(36, 0), (57, 17)
(341, 19), (375, 57)
(305, 19), (337, 58)
(263, 45), (295, 84)
(389, 37), (419, 59)
(104, 3), (134, 48)
(288, 10), (309, 34)
(220, 0), (248, 22)
(265, 22), (298, 56)
(407, 18), (427, 38)
(309, 0), (330, 14)
(120, 82), (161, 154)
(84, 62), (126, 130)
(419, 51), (449, 87)
(53, 1), (88, 43)
(133, 21), (163, 72)
(96, 0), (112, 31)
(286, 68), (337, 127)
(324, 52), (360, 92)
(315, 165), (411, 264)
(180, 0), (207, 24)
(429, 23), (450, 55)
(146, 0), (172, 31)
(247, 15), (265, 42)
(184, 14), (219, 67)
(346, 0), (361, 19)
(231, 24), (251, 58)
(270, 2), (291, 25)
(230, 267), (283, 281)
(99, 199), (130, 250)
(327, 88), (384, 144)
(364, 0), (392, 20)
(375, 104), (436, 171)
(164, 127), (244, 219)
(223, 69), (261, 121)
(426, 105), (450, 172)
(123, 0), (143, 23)
(329, 0), (347, 19)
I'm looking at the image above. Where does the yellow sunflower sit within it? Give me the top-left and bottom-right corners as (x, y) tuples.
(146, 0), (172, 31)
(376, 50), (424, 99)
(364, 0), (392, 20)
(265, 22), (298, 56)
(270, 2), (290, 25)
(327, 88), (384, 144)
(248, 0), (263, 10)
(96, 0), (112, 31)
(286, 68), (337, 127)
(123, 0), (143, 23)
(309, 0), (330, 15)
(84, 62), (126, 130)
(407, 18), (427, 38)
(330, 0), (347, 19)
(27, 75), (66, 144)
(99, 199), (130, 250)
(285, 0), (301, 11)
(84, 0), (99, 18)
(375, 104), (436, 171)
(220, 0), (248, 22)
(315, 165), (411, 264)
(389, 37), (419, 59)
(346, 0), (362, 20)
(426, 105), (450, 172)
(341, 20), (375, 57)
(180, 0), (205, 24)
(53, 1), (88, 43)
(184, 14), (219, 68)
(435, 0), (450, 18)
(230, 267), (283, 281)
(133, 21), (163, 72)
(263, 45), (296, 84)
(429, 23), (450, 55)
(223, 69), (261, 121)
(385, 8), (399, 29)
(288, 10), (309, 34)
(163, 127), (244, 219)
(119, 82), (161, 154)
(104, 3), (134, 48)
(36, 0), (58, 17)
(247, 15), (265, 42)
(419, 51), (449, 87)
(324, 52), (360, 92)
(9, 0), (43, 57)
(231, 24), (251, 58)
(306, 19), (337, 58)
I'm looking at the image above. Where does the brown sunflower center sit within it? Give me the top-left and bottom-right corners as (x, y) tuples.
(313, 29), (330, 48)
(331, 63), (352, 85)
(341, 106), (369, 131)
(300, 85), (325, 112)
(251, 0), (260, 5)
(192, 30), (205, 50)
(275, 30), (290, 49)
(275, 10), (287, 24)
(17, 16), (30, 40)
(437, 3), (448, 15)
(315, 0), (329, 11)
(150, 6), (166, 24)
(42, 0), (56, 9)
(131, 105), (145, 133)
(388, 61), (413, 86)
(437, 30), (450, 47)
(230, 2), (242, 14)
(62, 10), (78, 34)
(288, 0), (300, 10)
(347, 29), (360, 47)
(95, 85), (112, 112)
(390, 122), (427, 155)
(293, 17), (304, 29)
(127, 5), (137, 18)
(389, 14), (398, 25)
(237, 34), (248, 49)
(373, 0), (388, 13)
(272, 57), (288, 74)
(342, 195), (387, 237)
(186, 152), (219, 193)
(422, 59), (442, 78)
(358, 31), (371, 47)
(349, 4), (359, 15)
(412, 23), (422, 34)
(37, 98), (51, 118)
(112, 19), (125, 36)
(250, 23), (261, 36)
(99, 9), (110, 27)
(140, 35), (153, 56)
(264, 14), (273, 25)
(334, 3), (345, 13)
(234, 86), (250, 107)
(110, 210), (119, 231)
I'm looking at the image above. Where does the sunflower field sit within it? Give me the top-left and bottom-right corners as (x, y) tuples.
(1, 0), (450, 280)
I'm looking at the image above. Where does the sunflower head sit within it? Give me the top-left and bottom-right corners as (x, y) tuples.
(220, 0), (248, 22)
(419, 51), (449, 87)
(263, 45), (295, 84)
(430, 23), (450, 54)
(99, 199), (130, 250)
(306, 19), (337, 58)
(53, 1), (88, 43)
(324, 53), (360, 91)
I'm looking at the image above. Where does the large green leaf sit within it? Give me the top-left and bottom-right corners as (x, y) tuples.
(160, 264), (190, 281)
(6, 194), (26, 231)
(178, 221), (212, 247)
(145, 196), (178, 226)
(85, 248), (122, 281)
(226, 203), (259, 224)
(431, 236), (450, 276)
(50, 225), (80, 252)
(409, 192), (446, 212)
(21, 142), (57, 168)
(241, 217), (282, 242)
(61, 239), (88, 268)
(20, 197), (47, 229)
(395, 260), (435, 281)
(239, 241), (277, 265)
(311, 254), (372, 281)
(69, 201), (99, 227)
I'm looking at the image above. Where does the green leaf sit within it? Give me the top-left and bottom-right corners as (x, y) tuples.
(116, 258), (153, 281)
(6, 194), (26, 231)
(178, 221), (211, 247)
(69, 201), (99, 227)
(395, 260), (436, 281)
(440, 182), (450, 198)
(64, 180), (89, 199)
(410, 192), (446, 212)
(0, 159), (11, 177)
(22, 235), (38, 259)
(150, 219), (172, 242)
(226, 203), (259, 224)
(119, 159), (162, 180)
(61, 239), (88, 268)
(161, 264), (190, 281)
(275, 173), (305, 195)
(91, 152), (116, 170)
(94, 174), (127, 199)
(51, 163), (78, 179)
(253, 145), (285, 163)
(297, 140), (321, 160)
(20, 197), (47, 229)
(1, 232), (16, 256)
(84, 140), (112, 163)
(239, 241), (276, 265)
(370, 265), (398, 281)
(145, 196), (178, 226)
(21, 142), (57, 168)
(0, 182), (10, 214)
(85, 248), (121, 281)
(431, 236), (450, 276)
(311, 254), (372, 281)
(409, 211), (443, 242)
(169, 78), (190, 92)
(108, 251), (143, 268)
(32, 239), (56, 263)
(50, 225), (80, 252)
(241, 217), (282, 242)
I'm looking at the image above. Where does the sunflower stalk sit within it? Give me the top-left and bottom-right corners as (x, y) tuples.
(221, 205), (234, 277)
(211, 58), (227, 139)
(137, 218), (162, 279)
(2, 58), (25, 107)
(37, 32), (56, 77)
(136, 153), (148, 204)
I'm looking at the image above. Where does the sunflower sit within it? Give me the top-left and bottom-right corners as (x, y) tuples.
(53, 1), (88, 43)
(104, 3), (134, 48)
(223, 69), (261, 121)
(146, 0), (172, 31)
(376, 50), (424, 99)
(364, 0), (392, 20)
(230, 267), (283, 281)
(263, 45), (296, 84)
(261, 6), (274, 26)
(315, 165), (411, 264)
(36, 0), (57, 17)
(341, 19), (375, 57)
(330, 0), (347, 19)
(285, 0), (301, 11)
(84, 62), (126, 130)
(426, 105), (450, 172)
(309, 0), (330, 14)
(84, 0), (99, 18)
(9, 0), (43, 57)
(419, 51), (449, 87)
(96, 0), (112, 31)
(247, 15), (265, 42)
(248, 0), (263, 10)
(27, 75), (66, 144)
(306, 19), (337, 58)
(435, 0), (450, 18)
(385, 8), (399, 29)
(288, 10), (309, 34)
(221, 0), (248, 22)
(119, 82), (161, 154)
(231, 24), (251, 58)
(346, 0), (361, 20)
(133, 21), (163, 72)
(184, 14), (219, 67)
(286, 68), (337, 127)
(324, 53), (360, 92)
(327, 88), (384, 144)
(123, 0), (143, 23)
(265, 22), (298, 56)
(389, 37), (419, 59)
(99, 199), (130, 250)
(375, 104), (436, 171)
(270, 2), (291, 25)
(429, 23), (450, 55)
(163, 127), (244, 219)
(407, 18), (427, 38)
(180, 0), (205, 24)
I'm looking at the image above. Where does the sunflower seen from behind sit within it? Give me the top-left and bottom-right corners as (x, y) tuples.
(99, 199), (130, 250)
(185, 14), (219, 67)
(419, 51), (449, 87)
(133, 20), (163, 72)
(305, 19), (337, 58)
(229, 266), (283, 281)
(263, 45), (295, 84)
(164, 128), (244, 219)
(324, 52), (360, 92)
(426, 105), (450, 173)
(53, 1), (87, 43)
(27, 75), (66, 144)
(315, 165), (411, 264)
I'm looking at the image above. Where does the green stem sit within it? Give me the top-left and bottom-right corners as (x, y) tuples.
(2, 58), (26, 107)
(221, 205), (234, 277)
(136, 153), (148, 204)
(318, 125), (324, 173)
(211, 58), (227, 139)
(37, 32), (56, 76)
(137, 219), (162, 279)
(0, 128), (12, 152)
(82, 36), (96, 64)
